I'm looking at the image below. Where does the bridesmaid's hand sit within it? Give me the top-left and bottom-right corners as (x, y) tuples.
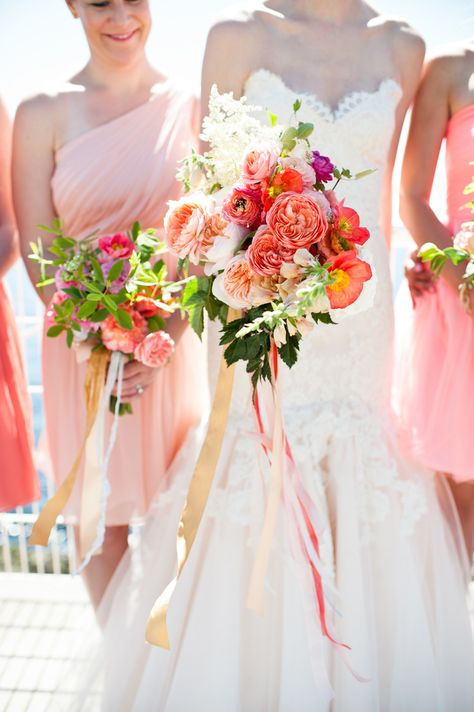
(404, 250), (435, 306)
(112, 360), (157, 402)
(460, 285), (474, 317)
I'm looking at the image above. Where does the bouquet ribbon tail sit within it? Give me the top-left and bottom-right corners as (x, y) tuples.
(145, 309), (240, 648)
(29, 349), (110, 547)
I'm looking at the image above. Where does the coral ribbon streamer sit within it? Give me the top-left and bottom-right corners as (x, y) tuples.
(146, 310), (239, 648)
(29, 349), (110, 547)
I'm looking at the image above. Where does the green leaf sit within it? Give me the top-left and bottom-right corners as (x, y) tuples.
(147, 315), (166, 332)
(278, 333), (300, 368)
(296, 122), (314, 139)
(89, 256), (104, 283)
(293, 99), (302, 113)
(66, 329), (74, 348)
(62, 287), (83, 299)
(36, 278), (56, 288)
(312, 312), (335, 325)
(86, 293), (103, 302)
(266, 109), (278, 127)
(102, 295), (118, 313)
(115, 308), (133, 330)
(106, 259), (124, 284)
(223, 338), (247, 366)
(77, 300), (98, 320)
(54, 236), (77, 249)
(131, 221), (141, 241)
(46, 325), (64, 338)
(90, 309), (109, 323)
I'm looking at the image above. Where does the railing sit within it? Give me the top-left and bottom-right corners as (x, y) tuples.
(0, 231), (413, 574)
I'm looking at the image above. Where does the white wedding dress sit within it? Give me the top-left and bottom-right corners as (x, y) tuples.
(69, 70), (474, 712)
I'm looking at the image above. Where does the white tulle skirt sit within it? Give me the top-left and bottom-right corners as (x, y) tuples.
(61, 385), (474, 712)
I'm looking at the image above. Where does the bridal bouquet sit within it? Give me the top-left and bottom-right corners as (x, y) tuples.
(165, 87), (373, 386)
(419, 178), (474, 308)
(30, 220), (177, 414)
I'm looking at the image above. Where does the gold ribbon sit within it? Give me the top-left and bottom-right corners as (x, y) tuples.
(29, 349), (110, 548)
(146, 310), (239, 648)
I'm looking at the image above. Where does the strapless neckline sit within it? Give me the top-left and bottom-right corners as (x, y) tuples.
(244, 68), (402, 123)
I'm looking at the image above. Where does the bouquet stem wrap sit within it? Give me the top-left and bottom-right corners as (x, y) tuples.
(29, 348), (111, 548)
(146, 310), (239, 648)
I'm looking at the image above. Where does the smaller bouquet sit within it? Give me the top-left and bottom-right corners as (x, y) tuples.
(419, 178), (474, 310)
(165, 88), (374, 388)
(30, 220), (178, 414)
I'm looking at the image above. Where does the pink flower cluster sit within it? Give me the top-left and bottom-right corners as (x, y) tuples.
(165, 141), (372, 310)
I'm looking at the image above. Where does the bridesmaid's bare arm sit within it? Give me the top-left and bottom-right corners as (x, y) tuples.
(12, 95), (58, 305)
(0, 100), (18, 279)
(379, 20), (425, 245)
(399, 56), (464, 293)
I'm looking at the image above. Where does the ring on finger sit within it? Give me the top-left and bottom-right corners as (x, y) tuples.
(135, 383), (144, 396)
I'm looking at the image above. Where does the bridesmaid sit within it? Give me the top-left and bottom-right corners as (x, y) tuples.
(12, 0), (207, 607)
(395, 40), (474, 560)
(0, 98), (38, 511)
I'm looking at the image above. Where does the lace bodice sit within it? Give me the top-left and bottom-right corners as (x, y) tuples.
(226, 69), (403, 416)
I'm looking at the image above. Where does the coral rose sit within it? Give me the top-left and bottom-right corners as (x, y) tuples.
(134, 331), (175, 368)
(165, 194), (216, 264)
(325, 251), (372, 309)
(241, 142), (280, 185)
(267, 191), (329, 252)
(98, 232), (134, 259)
(247, 225), (291, 276)
(222, 186), (263, 229)
(101, 307), (147, 353)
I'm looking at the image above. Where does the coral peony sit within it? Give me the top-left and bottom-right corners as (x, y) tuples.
(212, 253), (255, 309)
(165, 194), (217, 265)
(279, 156), (316, 188)
(101, 307), (147, 353)
(267, 191), (329, 252)
(98, 232), (134, 259)
(134, 330), (175, 368)
(325, 251), (372, 309)
(222, 185), (263, 229)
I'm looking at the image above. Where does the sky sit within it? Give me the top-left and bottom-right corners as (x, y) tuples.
(0, 0), (472, 113)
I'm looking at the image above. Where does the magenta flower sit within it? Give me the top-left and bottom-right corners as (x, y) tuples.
(311, 151), (334, 183)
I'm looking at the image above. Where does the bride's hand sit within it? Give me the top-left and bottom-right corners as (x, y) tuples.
(404, 250), (435, 306)
(112, 360), (157, 402)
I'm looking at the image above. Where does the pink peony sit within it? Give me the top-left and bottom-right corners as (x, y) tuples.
(45, 291), (68, 328)
(101, 307), (147, 353)
(267, 191), (329, 252)
(165, 195), (222, 265)
(246, 225), (291, 276)
(101, 259), (131, 294)
(134, 330), (175, 368)
(311, 151), (334, 183)
(222, 186), (263, 229)
(98, 232), (134, 259)
(241, 142), (280, 185)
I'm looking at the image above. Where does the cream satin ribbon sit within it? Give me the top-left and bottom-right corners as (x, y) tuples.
(146, 309), (239, 648)
(246, 372), (284, 613)
(29, 348), (110, 548)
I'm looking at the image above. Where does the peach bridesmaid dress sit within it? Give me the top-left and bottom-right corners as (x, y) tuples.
(43, 80), (207, 524)
(0, 280), (38, 510)
(394, 104), (474, 481)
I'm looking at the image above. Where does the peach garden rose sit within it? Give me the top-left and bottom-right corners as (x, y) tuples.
(266, 191), (329, 253)
(134, 331), (175, 368)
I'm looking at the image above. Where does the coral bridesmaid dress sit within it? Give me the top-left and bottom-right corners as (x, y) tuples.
(394, 104), (474, 481)
(43, 80), (207, 524)
(0, 280), (38, 510)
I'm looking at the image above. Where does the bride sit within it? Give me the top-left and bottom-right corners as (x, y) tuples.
(74, 2), (474, 710)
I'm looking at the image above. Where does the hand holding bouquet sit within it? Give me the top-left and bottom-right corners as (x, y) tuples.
(419, 178), (474, 312)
